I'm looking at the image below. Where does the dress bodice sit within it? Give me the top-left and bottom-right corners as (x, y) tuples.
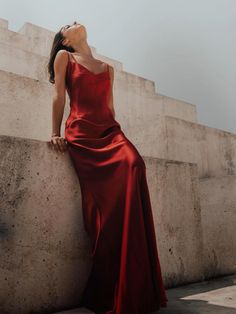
(65, 51), (121, 141)
(65, 52), (118, 125)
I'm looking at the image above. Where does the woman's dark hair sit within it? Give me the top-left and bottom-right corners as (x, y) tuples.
(47, 22), (77, 84)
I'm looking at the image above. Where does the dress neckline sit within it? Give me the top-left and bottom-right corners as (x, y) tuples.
(69, 52), (109, 76)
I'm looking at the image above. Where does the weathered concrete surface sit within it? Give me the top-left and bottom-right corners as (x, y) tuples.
(164, 116), (236, 178)
(0, 135), (92, 314)
(0, 19), (122, 68)
(144, 156), (204, 287)
(0, 17), (197, 124)
(0, 70), (62, 141)
(0, 42), (122, 81)
(51, 274), (236, 314)
(0, 135), (203, 314)
(1, 16), (196, 126)
(1, 68), (233, 179)
(0, 70), (196, 144)
(199, 175), (236, 277)
(126, 115), (236, 178)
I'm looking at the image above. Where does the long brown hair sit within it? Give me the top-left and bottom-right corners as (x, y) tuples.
(47, 22), (77, 84)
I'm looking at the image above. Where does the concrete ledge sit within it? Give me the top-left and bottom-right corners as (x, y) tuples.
(0, 135), (92, 314)
(125, 115), (236, 178)
(1, 135), (204, 313)
(165, 116), (236, 178)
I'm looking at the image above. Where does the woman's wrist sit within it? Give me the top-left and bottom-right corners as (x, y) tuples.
(51, 132), (60, 137)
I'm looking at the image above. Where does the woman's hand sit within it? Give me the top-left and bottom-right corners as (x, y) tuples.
(50, 134), (67, 153)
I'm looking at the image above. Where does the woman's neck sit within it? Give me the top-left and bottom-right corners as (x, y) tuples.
(72, 39), (93, 58)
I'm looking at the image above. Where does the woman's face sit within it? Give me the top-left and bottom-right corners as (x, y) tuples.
(61, 21), (85, 46)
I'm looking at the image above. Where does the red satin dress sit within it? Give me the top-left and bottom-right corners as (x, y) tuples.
(64, 51), (168, 314)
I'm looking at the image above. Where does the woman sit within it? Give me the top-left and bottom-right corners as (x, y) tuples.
(47, 21), (168, 314)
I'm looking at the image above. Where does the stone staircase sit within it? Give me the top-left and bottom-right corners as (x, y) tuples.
(0, 18), (235, 314)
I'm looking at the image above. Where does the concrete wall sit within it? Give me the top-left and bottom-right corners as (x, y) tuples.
(0, 17), (197, 124)
(0, 135), (91, 313)
(1, 66), (234, 180)
(0, 42), (122, 82)
(199, 175), (236, 278)
(0, 70), (196, 144)
(125, 115), (236, 178)
(0, 135), (203, 313)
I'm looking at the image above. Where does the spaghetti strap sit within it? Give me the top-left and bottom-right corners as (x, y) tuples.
(67, 52), (109, 75)
(67, 50), (72, 62)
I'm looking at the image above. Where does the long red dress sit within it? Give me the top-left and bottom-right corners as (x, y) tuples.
(64, 51), (168, 314)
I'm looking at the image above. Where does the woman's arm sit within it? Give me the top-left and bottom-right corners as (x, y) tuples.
(107, 65), (116, 119)
(50, 50), (68, 152)
(51, 50), (68, 136)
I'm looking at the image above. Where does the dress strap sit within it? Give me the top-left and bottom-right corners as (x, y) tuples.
(67, 50), (72, 62)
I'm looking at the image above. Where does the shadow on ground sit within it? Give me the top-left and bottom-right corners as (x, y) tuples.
(157, 274), (236, 314)
(52, 274), (236, 314)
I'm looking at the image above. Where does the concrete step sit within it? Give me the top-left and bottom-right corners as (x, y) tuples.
(0, 69), (195, 143)
(0, 18), (122, 69)
(1, 66), (235, 178)
(0, 17), (197, 124)
(125, 115), (236, 178)
(0, 35), (197, 123)
(0, 69), (65, 141)
(0, 41), (123, 81)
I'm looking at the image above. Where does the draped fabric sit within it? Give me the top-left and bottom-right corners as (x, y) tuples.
(64, 51), (168, 314)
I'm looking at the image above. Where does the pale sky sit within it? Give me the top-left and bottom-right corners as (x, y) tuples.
(1, 0), (236, 133)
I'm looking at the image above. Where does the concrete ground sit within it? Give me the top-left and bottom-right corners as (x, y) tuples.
(52, 274), (236, 314)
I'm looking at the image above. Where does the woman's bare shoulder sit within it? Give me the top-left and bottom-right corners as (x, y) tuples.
(55, 49), (69, 62)
(53, 50), (69, 74)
